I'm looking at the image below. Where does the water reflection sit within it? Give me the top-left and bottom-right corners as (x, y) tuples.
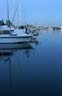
(0, 38), (39, 95)
(0, 43), (33, 90)
(1, 31), (62, 95)
(0, 44), (32, 61)
(0, 37), (39, 60)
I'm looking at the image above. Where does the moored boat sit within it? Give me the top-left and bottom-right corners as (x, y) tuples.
(0, 0), (33, 44)
(0, 29), (32, 43)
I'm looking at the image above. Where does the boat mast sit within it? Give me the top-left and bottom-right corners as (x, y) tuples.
(7, 0), (9, 21)
(18, 0), (20, 26)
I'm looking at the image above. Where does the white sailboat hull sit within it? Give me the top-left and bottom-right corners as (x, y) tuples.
(0, 35), (32, 43)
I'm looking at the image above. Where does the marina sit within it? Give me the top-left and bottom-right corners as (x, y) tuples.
(0, 0), (62, 96)
(0, 0), (34, 44)
(0, 0), (62, 44)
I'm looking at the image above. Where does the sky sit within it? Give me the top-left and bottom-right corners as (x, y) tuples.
(0, 0), (62, 26)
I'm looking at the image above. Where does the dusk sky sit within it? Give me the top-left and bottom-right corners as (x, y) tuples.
(0, 0), (62, 25)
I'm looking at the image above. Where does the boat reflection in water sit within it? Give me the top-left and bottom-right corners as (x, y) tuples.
(0, 36), (39, 60)
(0, 38), (39, 95)
(0, 43), (32, 61)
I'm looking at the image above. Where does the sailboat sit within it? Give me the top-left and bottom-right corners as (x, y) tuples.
(0, 0), (32, 43)
(0, 0), (14, 32)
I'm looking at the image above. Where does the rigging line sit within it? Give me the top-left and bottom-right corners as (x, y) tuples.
(12, 5), (18, 22)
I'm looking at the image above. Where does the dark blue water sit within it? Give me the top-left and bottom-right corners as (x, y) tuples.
(0, 31), (62, 96)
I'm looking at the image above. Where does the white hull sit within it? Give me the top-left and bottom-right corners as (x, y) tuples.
(0, 28), (32, 43)
(0, 36), (32, 43)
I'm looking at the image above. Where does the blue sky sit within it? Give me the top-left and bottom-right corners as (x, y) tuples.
(0, 0), (62, 25)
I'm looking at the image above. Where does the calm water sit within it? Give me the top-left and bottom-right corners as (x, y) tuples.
(0, 31), (62, 96)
